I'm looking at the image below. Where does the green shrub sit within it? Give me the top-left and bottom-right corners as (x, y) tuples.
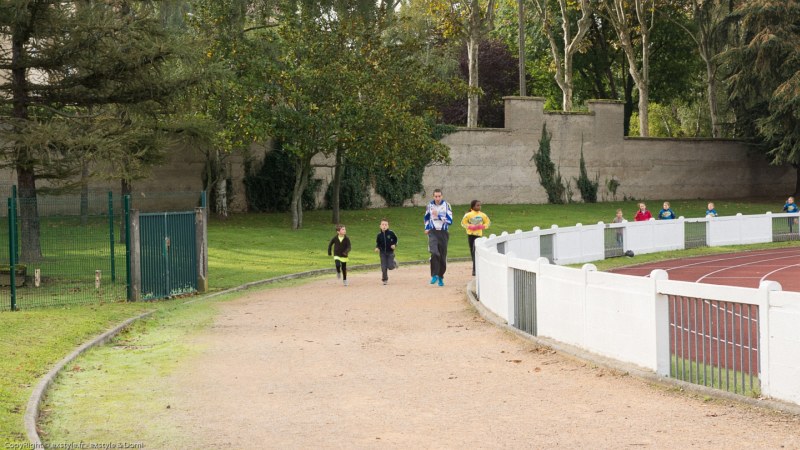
(243, 142), (318, 212)
(531, 123), (566, 204)
(324, 158), (371, 210)
(575, 147), (599, 203)
(374, 164), (425, 207)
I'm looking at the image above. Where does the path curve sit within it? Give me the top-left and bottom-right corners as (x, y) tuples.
(164, 262), (799, 448)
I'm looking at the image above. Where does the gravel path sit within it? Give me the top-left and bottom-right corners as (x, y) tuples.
(167, 262), (800, 448)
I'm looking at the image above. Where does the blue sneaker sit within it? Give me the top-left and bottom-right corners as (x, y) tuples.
(430, 275), (438, 284)
(438, 277), (444, 287)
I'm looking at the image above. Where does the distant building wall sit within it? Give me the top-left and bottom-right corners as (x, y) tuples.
(413, 97), (794, 206)
(0, 97), (793, 212)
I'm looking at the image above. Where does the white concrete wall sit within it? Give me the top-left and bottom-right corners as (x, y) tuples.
(766, 290), (800, 405)
(474, 211), (800, 406)
(624, 219), (684, 254)
(707, 214), (772, 246)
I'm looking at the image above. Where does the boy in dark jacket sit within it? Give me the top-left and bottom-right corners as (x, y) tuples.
(327, 224), (351, 286)
(374, 218), (398, 285)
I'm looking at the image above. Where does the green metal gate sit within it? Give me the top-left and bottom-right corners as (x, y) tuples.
(139, 211), (198, 300)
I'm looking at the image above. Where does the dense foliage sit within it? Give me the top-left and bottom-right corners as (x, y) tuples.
(575, 147), (599, 203)
(243, 145), (318, 213)
(531, 124), (565, 204)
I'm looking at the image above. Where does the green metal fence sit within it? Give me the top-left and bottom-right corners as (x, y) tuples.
(1, 188), (206, 311)
(1, 191), (126, 311)
(138, 211), (198, 300)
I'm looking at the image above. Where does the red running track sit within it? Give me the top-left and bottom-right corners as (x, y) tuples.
(608, 247), (800, 292)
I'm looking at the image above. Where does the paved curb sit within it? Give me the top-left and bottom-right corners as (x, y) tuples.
(464, 279), (800, 417)
(25, 258), (471, 444)
(25, 311), (155, 445)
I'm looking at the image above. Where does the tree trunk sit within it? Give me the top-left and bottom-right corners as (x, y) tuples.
(518, 0), (526, 97)
(623, 73), (634, 137)
(331, 147), (344, 225)
(638, 23), (650, 137)
(563, 57), (574, 112)
(466, 34), (479, 127)
(705, 57), (721, 137)
(214, 149), (228, 218)
(11, 22), (42, 262)
(17, 167), (42, 262)
(290, 157), (311, 230)
(794, 164), (800, 197)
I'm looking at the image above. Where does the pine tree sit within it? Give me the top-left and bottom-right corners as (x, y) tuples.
(0, 1), (199, 259)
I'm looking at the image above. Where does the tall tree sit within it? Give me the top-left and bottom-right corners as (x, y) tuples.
(518, 0), (526, 96)
(600, 0), (656, 136)
(425, 0), (497, 127)
(669, 0), (736, 137)
(531, 0), (594, 111)
(185, 0), (276, 218)
(267, 0), (449, 228)
(0, 1), (198, 259)
(721, 0), (800, 194)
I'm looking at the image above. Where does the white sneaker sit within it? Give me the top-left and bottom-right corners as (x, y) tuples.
(343, 280), (349, 286)
(336, 272), (341, 280)
(382, 280), (388, 285)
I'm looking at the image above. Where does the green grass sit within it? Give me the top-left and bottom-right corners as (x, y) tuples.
(671, 355), (761, 398)
(0, 198), (789, 445)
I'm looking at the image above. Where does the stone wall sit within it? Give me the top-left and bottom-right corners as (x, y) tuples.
(1, 97), (792, 212)
(412, 97), (794, 206)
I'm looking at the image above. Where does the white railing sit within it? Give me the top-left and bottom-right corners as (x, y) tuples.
(474, 212), (800, 406)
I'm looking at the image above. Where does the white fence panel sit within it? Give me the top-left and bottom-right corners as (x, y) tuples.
(552, 224), (605, 265)
(657, 279), (760, 304)
(505, 230), (541, 261)
(766, 290), (800, 405)
(625, 220), (683, 255)
(475, 241), (511, 322)
(584, 270), (664, 371)
(536, 263), (587, 347)
(707, 214), (771, 246)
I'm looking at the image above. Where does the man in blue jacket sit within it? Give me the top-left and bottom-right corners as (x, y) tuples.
(424, 189), (453, 286)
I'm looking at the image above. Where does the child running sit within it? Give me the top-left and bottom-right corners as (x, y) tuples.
(461, 200), (491, 276)
(374, 218), (398, 285)
(327, 224), (351, 286)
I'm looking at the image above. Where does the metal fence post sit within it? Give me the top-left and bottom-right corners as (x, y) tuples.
(195, 208), (208, 292)
(8, 198), (17, 311)
(108, 191), (115, 283)
(11, 185), (18, 264)
(125, 196), (133, 301)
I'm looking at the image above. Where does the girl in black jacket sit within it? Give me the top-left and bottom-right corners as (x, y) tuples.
(327, 224), (351, 286)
